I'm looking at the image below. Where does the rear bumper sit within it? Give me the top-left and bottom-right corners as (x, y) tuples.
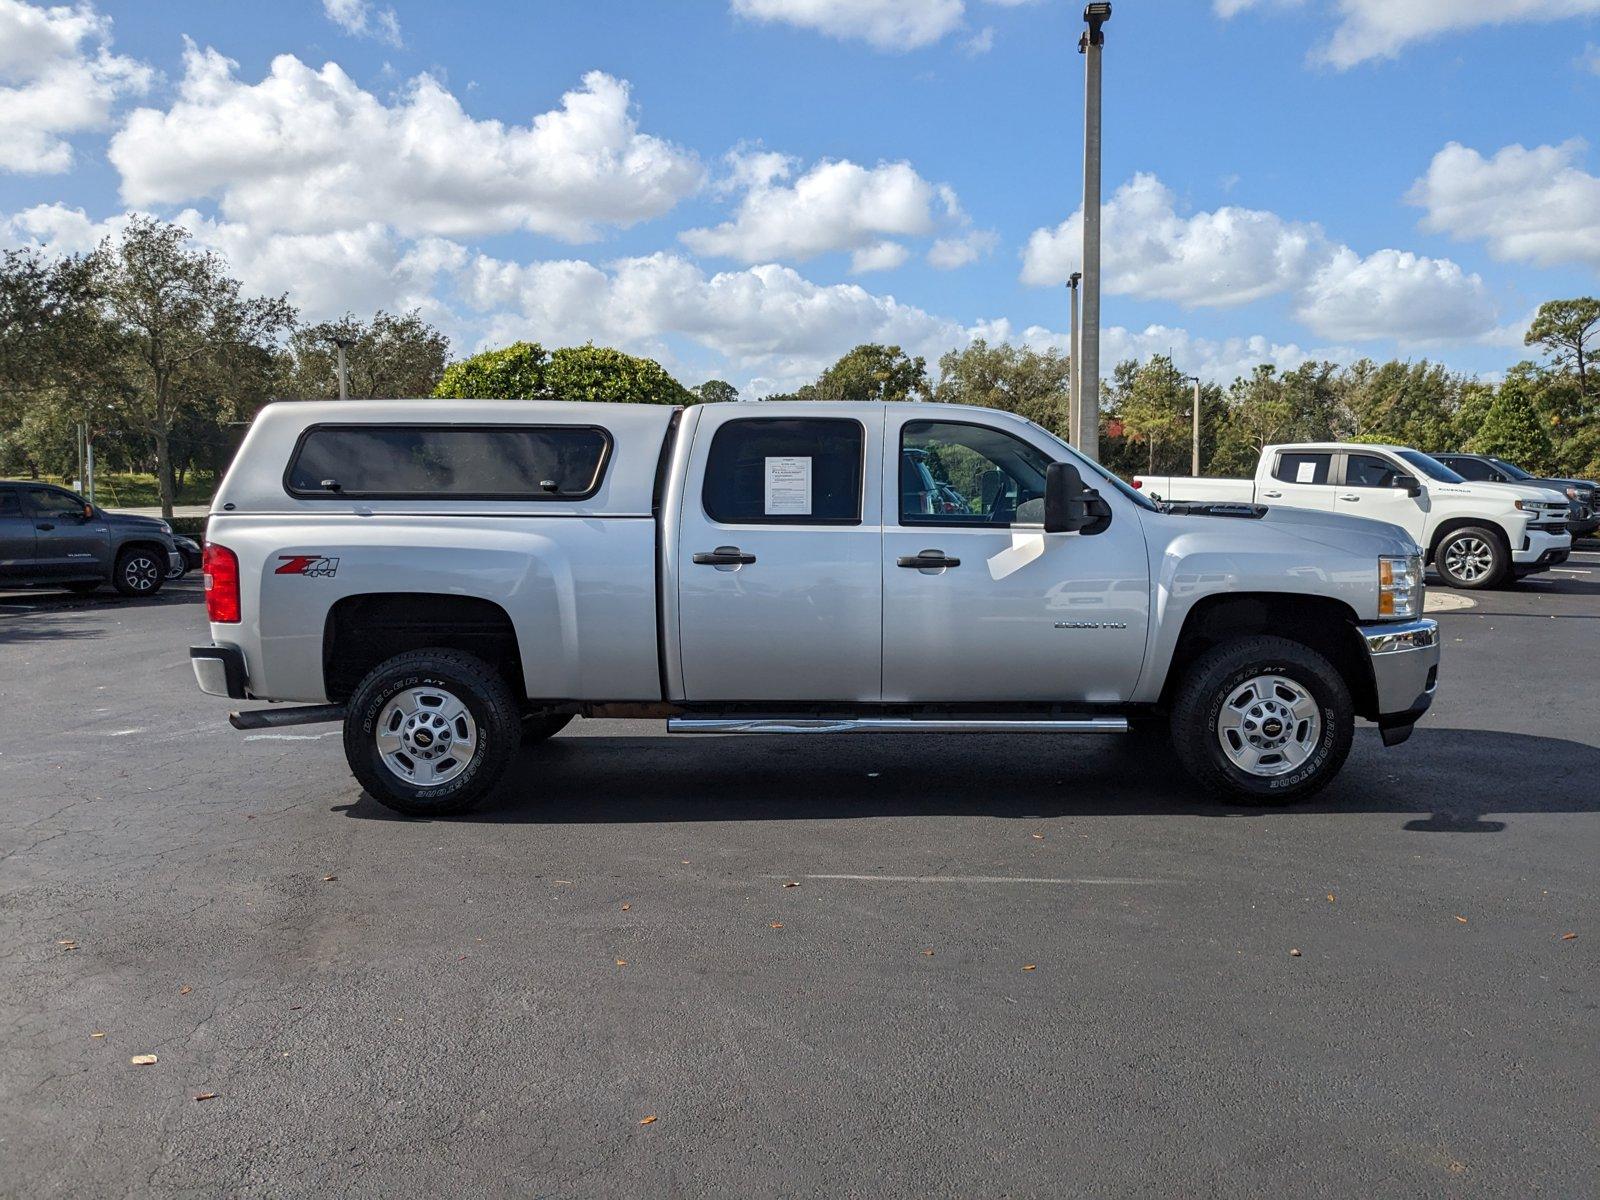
(191, 644), (249, 699)
(1356, 618), (1440, 747)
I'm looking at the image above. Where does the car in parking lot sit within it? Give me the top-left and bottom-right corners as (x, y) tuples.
(0, 480), (182, 596)
(1431, 453), (1598, 539)
(192, 399), (1441, 817)
(1136, 443), (1573, 589)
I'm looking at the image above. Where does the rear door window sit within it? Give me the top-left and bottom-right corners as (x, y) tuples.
(285, 425), (611, 499)
(1271, 452), (1331, 486)
(701, 417), (864, 525)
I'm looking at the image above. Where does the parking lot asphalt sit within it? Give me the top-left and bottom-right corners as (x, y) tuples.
(2, 555), (1597, 1198)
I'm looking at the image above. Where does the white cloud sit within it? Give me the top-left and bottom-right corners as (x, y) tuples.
(728, 0), (1039, 51)
(1023, 171), (1497, 344)
(1, 202), (465, 327)
(1294, 247), (1496, 342)
(108, 44), (702, 242)
(730, 0), (967, 50)
(1220, 0), (1600, 69)
(928, 228), (998, 269)
(1407, 139), (1600, 272)
(1582, 42), (1600, 72)
(322, 0), (401, 46)
(681, 152), (964, 272)
(1021, 173), (1323, 306)
(0, 0), (152, 174)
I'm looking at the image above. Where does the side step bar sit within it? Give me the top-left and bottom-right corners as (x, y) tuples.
(668, 716), (1128, 735)
(230, 703), (347, 731)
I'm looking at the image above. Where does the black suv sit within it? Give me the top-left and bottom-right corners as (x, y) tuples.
(1432, 454), (1598, 540)
(0, 481), (182, 596)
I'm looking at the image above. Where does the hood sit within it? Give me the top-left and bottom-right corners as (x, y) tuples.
(1242, 504), (1419, 558)
(104, 511), (172, 534)
(1425, 480), (1566, 506)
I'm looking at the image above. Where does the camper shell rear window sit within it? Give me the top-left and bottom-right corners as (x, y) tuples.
(284, 424), (612, 500)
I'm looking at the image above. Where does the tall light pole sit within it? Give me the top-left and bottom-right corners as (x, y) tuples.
(1186, 375), (1202, 475)
(1066, 271), (1082, 443)
(1078, 3), (1110, 460)
(330, 336), (355, 401)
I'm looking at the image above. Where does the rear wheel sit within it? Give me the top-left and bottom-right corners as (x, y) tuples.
(112, 547), (164, 597)
(1434, 526), (1508, 590)
(344, 649), (520, 817)
(1171, 636), (1353, 804)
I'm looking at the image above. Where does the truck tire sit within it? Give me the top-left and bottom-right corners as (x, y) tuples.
(344, 649), (520, 817)
(112, 547), (165, 597)
(522, 712), (573, 745)
(1170, 636), (1353, 805)
(1433, 526), (1508, 590)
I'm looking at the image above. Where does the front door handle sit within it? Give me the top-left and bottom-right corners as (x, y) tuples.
(1338, 494), (1359, 502)
(692, 546), (756, 566)
(897, 550), (961, 569)
(1262, 490), (1282, 499)
(35, 523), (55, 531)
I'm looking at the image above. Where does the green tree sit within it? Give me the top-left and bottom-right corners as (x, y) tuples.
(932, 338), (1072, 437)
(544, 345), (694, 404)
(1340, 359), (1459, 450)
(89, 218), (295, 517)
(1470, 380), (1553, 468)
(286, 310), (449, 399)
(433, 341), (549, 399)
(1525, 297), (1600, 396)
(694, 379), (738, 404)
(800, 344), (929, 403)
(1103, 356), (1193, 475)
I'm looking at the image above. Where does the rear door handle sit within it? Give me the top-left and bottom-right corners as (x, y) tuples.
(35, 523), (55, 531)
(897, 550), (961, 569)
(692, 546), (756, 566)
(1338, 494), (1359, 502)
(1261, 490), (1282, 499)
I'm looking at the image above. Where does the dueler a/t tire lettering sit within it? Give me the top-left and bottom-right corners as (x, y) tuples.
(1170, 635), (1354, 805)
(343, 648), (521, 817)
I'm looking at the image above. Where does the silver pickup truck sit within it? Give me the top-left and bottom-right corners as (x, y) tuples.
(191, 400), (1440, 816)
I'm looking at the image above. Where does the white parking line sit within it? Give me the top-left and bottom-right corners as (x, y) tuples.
(800, 874), (1172, 886)
(243, 731), (339, 742)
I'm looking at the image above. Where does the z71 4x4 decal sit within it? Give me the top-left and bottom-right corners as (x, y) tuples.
(275, 554), (340, 578)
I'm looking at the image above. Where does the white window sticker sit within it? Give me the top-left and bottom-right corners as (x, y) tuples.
(764, 456), (812, 516)
(1295, 461), (1317, 483)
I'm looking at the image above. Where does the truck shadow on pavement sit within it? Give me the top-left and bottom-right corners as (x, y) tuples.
(339, 726), (1600, 833)
(0, 580), (200, 638)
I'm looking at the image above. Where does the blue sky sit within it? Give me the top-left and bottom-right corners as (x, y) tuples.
(2, 0), (1599, 393)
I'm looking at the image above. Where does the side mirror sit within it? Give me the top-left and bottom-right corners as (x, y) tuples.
(1044, 462), (1090, 533)
(82, 503), (94, 519)
(1397, 476), (1422, 497)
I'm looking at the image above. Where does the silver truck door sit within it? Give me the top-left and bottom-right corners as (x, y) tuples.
(675, 408), (883, 702)
(881, 414), (1149, 704)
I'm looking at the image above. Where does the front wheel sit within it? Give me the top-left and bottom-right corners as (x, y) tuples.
(1170, 636), (1353, 804)
(112, 547), (165, 597)
(1434, 526), (1508, 590)
(343, 649), (521, 817)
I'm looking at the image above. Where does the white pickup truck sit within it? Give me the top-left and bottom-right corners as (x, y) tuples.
(191, 401), (1440, 816)
(1137, 443), (1572, 590)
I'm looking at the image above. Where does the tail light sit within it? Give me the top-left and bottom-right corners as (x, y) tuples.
(203, 543), (241, 623)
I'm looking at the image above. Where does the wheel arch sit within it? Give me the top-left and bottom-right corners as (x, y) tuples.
(322, 592), (525, 704)
(1157, 592), (1378, 720)
(1426, 517), (1511, 564)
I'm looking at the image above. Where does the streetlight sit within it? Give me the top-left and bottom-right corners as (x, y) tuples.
(1078, 2), (1110, 461)
(329, 335), (355, 401)
(1066, 271), (1082, 443)
(1184, 374), (1202, 475)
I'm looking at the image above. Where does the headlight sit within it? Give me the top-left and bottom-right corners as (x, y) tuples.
(157, 520), (173, 533)
(1566, 486), (1579, 500)
(1379, 554), (1423, 618)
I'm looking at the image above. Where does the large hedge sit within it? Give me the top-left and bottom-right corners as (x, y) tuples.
(432, 341), (694, 405)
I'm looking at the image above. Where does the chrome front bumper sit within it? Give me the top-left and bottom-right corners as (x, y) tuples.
(1356, 617), (1440, 746)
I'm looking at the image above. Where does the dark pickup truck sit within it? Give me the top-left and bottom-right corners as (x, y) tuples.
(0, 481), (182, 596)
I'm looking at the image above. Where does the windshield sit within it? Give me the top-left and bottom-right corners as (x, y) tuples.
(1396, 450), (1465, 484)
(1023, 419), (1160, 511)
(1487, 457), (1533, 481)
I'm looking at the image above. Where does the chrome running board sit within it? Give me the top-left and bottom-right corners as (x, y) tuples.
(667, 716), (1128, 735)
